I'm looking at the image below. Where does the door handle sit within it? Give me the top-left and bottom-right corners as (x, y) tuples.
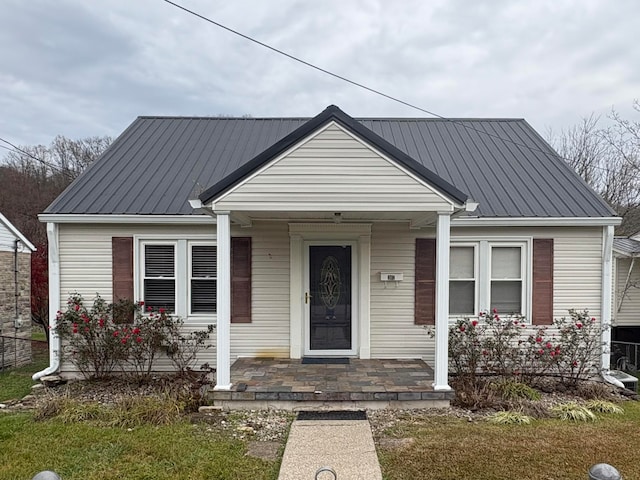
(305, 292), (312, 304)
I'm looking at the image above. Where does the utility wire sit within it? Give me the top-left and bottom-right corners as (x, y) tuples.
(161, 0), (578, 164)
(0, 137), (74, 179)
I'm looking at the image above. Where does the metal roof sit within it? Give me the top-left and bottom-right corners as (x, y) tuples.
(614, 238), (640, 256)
(45, 106), (616, 218)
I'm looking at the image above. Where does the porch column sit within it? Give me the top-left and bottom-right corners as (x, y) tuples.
(434, 212), (452, 391)
(214, 211), (232, 390)
(601, 225), (614, 371)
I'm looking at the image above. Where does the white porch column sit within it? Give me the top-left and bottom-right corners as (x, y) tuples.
(434, 212), (452, 391)
(214, 211), (232, 390)
(601, 225), (614, 371)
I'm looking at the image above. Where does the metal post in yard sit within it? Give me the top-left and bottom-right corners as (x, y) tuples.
(589, 463), (622, 480)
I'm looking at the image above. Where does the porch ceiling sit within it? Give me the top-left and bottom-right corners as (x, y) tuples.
(230, 210), (440, 226)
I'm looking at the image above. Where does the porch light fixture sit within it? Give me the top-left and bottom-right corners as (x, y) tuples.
(333, 212), (342, 223)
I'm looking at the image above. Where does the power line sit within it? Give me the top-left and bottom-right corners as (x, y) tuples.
(161, 0), (577, 164)
(0, 137), (74, 179)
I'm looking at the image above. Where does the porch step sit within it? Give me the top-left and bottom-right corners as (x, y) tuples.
(206, 388), (454, 410)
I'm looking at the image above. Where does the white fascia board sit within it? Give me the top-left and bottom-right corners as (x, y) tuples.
(452, 216), (622, 227)
(0, 212), (36, 251)
(38, 214), (215, 224)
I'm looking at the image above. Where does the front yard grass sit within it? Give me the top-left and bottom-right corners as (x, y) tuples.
(376, 401), (640, 480)
(0, 343), (48, 403)
(0, 413), (281, 480)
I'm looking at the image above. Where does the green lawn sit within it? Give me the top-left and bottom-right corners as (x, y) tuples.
(376, 401), (640, 480)
(0, 344), (49, 403)
(31, 329), (47, 342)
(0, 414), (281, 480)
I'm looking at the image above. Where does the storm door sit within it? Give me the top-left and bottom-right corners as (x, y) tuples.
(307, 245), (352, 352)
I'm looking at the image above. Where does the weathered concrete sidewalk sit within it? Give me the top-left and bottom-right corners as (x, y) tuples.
(278, 419), (382, 480)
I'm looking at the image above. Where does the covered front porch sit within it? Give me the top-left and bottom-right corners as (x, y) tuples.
(208, 357), (454, 410)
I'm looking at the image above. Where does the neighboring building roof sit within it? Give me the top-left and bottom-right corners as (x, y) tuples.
(614, 237), (640, 257)
(45, 105), (616, 218)
(0, 212), (36, 251)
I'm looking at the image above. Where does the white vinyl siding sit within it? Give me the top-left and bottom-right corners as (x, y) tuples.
(614, 257), (640, 327)
(215, 123), (454, 212)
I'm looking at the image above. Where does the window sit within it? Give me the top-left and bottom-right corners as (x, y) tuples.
(490, 246), (523, 314)
(449, 240), (528, 318)
(449, 246), (475, 315)
(190, 244), (217, 314)
(143, 243), (176, 312)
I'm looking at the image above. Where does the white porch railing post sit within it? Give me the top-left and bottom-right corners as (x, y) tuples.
(601, 225), (614, 371)
(434, 212), (452, 391)
(214, 211), (232, 390)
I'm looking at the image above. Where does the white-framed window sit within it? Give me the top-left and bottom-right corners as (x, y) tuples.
(449, 245), (476, 316)
(189, 243), (217, 315)
(490, 245), (524, 314)
(449, 239), (529, 318)
(142, 242), (177, 312)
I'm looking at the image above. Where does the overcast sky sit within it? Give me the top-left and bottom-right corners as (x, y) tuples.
(1, 0), (638, 148)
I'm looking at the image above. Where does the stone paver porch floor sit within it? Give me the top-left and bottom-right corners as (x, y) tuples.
(210, 357), (454, 404)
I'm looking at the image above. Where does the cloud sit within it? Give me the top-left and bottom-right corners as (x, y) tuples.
(0, 0), (638, 147)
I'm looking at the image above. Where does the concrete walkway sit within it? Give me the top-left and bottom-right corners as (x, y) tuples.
(278, 419), (383, 480)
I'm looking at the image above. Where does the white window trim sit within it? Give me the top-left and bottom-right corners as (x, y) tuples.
(140, 240), (178, 314)
(449, 237), (532, 322)
(449, 243), (478, 317)
(488, 242), (527, 317)
(134, 235), (217, 322)
(188, 241), (217, 317)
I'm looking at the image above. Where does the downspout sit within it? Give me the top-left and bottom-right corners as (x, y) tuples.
(33, 223), (60, 380)
(600, 225), (616, 384)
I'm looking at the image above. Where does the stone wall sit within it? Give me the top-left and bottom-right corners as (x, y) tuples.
(0, 251), (32, 369)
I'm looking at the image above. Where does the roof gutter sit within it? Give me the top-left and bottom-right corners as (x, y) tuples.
(33, 223), (60, 381)
(38, 214), (215, 224)
(452, 216), (622, 227)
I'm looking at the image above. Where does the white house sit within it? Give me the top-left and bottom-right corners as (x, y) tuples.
(35, 106), (620, 405)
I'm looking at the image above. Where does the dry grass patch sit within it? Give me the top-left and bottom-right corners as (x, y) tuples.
(376, 401), (640, 480)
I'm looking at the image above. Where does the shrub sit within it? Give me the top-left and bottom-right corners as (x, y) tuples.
(449, 308), (605, 389)
(550, 402), (597, 422)
(492, 379), (541, 401)
(55, 294), (213, 380)
(54, 294), (127, 378)
(487, 410), (533, 425)
(585, 400), (624, 414)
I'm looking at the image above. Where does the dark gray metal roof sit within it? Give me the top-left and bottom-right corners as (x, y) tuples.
(45, 107), (616, 218)
(614, 238), (640, 256)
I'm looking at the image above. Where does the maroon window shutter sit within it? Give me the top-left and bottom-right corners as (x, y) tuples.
(112, 237), (134, 302)
(231, 237), (252, 323)
(415, 238), (436, 325)
(532, 239), (554, 325)
(112, 237), (134, 323)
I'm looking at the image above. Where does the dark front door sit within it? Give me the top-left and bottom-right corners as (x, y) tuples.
(309, 245), (352, 351)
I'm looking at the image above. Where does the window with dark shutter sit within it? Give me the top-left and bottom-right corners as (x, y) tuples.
(112, 237), (134, 302)
(532, 239), (554, 325)
(231, 237), (251, 323)
(191, 245), (217, 314)
(415, 238), (436, 325)
(143, 244), (176, 312)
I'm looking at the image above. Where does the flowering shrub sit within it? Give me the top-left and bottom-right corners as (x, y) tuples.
(55, 294), (127, 378)
(449, 308), (604, 387)
(55, 294), (214, 380)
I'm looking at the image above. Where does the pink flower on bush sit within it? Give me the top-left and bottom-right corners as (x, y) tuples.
(575, 322), (583, 329)
(572, 361), (578, 367)
(546, 342), (552, 349)
(84, 327), (90, 333)
(138, 301), (144, 306)
(591, 317), (596, 323)
(121, 338), (127, 344)
(133, 327), (140, 335)
(493, 308), (497, 314)
(159, 308), (166, 314)
(74, 304), (80, 312)
(72, 323), (78, 334)
(471, 320), (478, 327)
(536, 337), (542, 343)
(459, 326), (466, 332)
(113, 331), (119, 337)
(136, 336), (143, 343)
(98, 318), (104, 328)
(550, 351), (556, 357)
(537, 349), (544, 355)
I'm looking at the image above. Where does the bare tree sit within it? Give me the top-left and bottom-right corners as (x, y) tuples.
(547, 104), (640, 235)
(1, 135), (112, 339)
